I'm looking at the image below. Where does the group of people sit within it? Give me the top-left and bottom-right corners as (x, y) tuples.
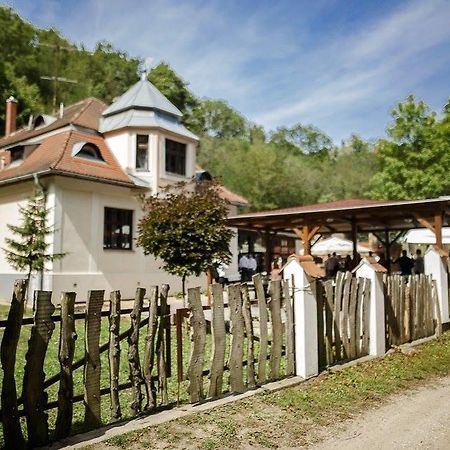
(324, 248), (425, 279)
(324, 252), (361, 278)
(238, 253), (258, 282)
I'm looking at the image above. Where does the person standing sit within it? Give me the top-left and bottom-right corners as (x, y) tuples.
(394, 250), (414, 276)
(248, 254), (257, 277)
(239, 254), (250, 281)
(413, 249), (424, 274)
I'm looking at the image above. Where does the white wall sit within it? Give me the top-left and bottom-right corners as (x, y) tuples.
(49, 177), (203, 302)
(0, 182), (34, 301)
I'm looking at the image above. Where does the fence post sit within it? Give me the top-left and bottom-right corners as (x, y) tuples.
(283, 256), (322, 379)
(355, 259), (385, 357)
(424, 247), (449, 324)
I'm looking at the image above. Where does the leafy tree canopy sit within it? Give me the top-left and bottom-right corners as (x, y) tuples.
(137, 180), (234, 294)
(371, 95), (450, 200)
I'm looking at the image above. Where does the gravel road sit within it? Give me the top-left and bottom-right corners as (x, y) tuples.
(310, 376), (450, 450)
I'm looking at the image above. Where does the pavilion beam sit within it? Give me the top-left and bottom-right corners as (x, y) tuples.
(293, 225), (320, 256)
(384, 230), (391, 272)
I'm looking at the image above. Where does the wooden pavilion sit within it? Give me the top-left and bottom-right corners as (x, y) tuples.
(228, 197), (450, 272)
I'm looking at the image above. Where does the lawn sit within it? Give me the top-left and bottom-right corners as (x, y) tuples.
(97, 331), (450, 450)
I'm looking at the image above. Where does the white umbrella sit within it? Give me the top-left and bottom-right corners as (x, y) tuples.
(310, 236), (369, 256)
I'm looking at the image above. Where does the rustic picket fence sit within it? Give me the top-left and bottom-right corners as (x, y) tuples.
(0, 274), (294, 448)
(316, 272), (371, 369)
(385, 274), (441, 347)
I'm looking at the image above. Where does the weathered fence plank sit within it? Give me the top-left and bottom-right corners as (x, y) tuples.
(0, 280), (27, 450)
(348, 278), (358, 359)
(228, 284), (245, 393)
(209, 283), (226, 397)
(23, 290), (55, 447)
(254, 274), (268, 384)
(187, 287), (206, 403)
(333, 272), (344, 361)
(84, 290), (105, 429)
(324, 280), (334, 365)
(283, 279), (295, 376)
(340, 272), (352, 359)
(157, 284), (170, 405)
(269, 280), (283, 380)
(143, 286), (159, 409)
(108, 291), (121, 421)
(55, 292), (77, 439)
(128, 287), (146, 415)
(432, 280), (442, 336)
(241, 283), (256, 388)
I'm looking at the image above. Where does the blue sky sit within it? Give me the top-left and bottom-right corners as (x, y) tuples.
(6, 0), (450, 142)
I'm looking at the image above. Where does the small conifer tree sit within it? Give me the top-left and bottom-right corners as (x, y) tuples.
(3, 186), (64, 302)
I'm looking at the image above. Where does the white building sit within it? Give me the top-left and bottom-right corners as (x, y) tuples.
(0, 78), (245, 302)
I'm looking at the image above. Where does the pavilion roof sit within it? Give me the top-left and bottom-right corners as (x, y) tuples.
(228, 197), (450, 234)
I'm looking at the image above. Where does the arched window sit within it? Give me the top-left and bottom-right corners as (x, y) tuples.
(72, 142), (105, 162)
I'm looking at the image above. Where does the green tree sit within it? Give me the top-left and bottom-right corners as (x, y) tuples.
(3, 187), (65, 303)
(137, 180), (233, 299)
(371, 96), (450, 200)
(148, 62), (197, 122)
(270, 123), (334, 155)
(191, 99), (247, 139)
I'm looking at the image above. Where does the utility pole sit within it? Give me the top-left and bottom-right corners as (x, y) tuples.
(39, 42), (78, 112)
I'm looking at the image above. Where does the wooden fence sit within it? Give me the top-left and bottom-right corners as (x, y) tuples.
(385, 274), (441, 347)
(0, 274), (294, 448)
(317, 272), (371, 369)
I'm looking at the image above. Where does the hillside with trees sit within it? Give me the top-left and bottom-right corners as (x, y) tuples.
(1, 6), (449, 210)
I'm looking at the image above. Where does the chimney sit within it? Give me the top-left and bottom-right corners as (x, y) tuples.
(5, 96), (18, 137)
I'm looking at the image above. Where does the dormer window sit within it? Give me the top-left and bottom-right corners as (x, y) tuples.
(136, 135), (149, 171)
(165, 138), (186, 176)
(72, 142), (105, 162)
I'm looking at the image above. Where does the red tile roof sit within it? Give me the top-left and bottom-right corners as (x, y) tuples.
(0, 98), (106, 148)
(238, 198), (398, 217)
(0, 130), (135, 187)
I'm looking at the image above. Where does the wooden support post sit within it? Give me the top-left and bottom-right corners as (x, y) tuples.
(294, 225), (320, 256)
(351, 219), (358, 260)
(384, 230), (391, 272)
(435, 212), (443, 250)
(263, 230), (272, 274)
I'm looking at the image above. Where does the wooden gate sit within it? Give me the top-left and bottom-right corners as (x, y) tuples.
(317, 272), (371, 369)
(385, 274), (440, 347)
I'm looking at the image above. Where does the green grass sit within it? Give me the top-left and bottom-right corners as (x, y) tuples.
(99, 331), (450, 450)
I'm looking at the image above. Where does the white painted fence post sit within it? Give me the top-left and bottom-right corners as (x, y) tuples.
(355, 259), (386, 357)
(283, 256), (322, 378)
(425, 247), (449, 324)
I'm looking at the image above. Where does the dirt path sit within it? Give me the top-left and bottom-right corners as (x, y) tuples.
(311, 376), (450, 450)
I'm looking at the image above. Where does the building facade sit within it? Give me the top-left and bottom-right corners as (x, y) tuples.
(0, 78), (244, 302)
